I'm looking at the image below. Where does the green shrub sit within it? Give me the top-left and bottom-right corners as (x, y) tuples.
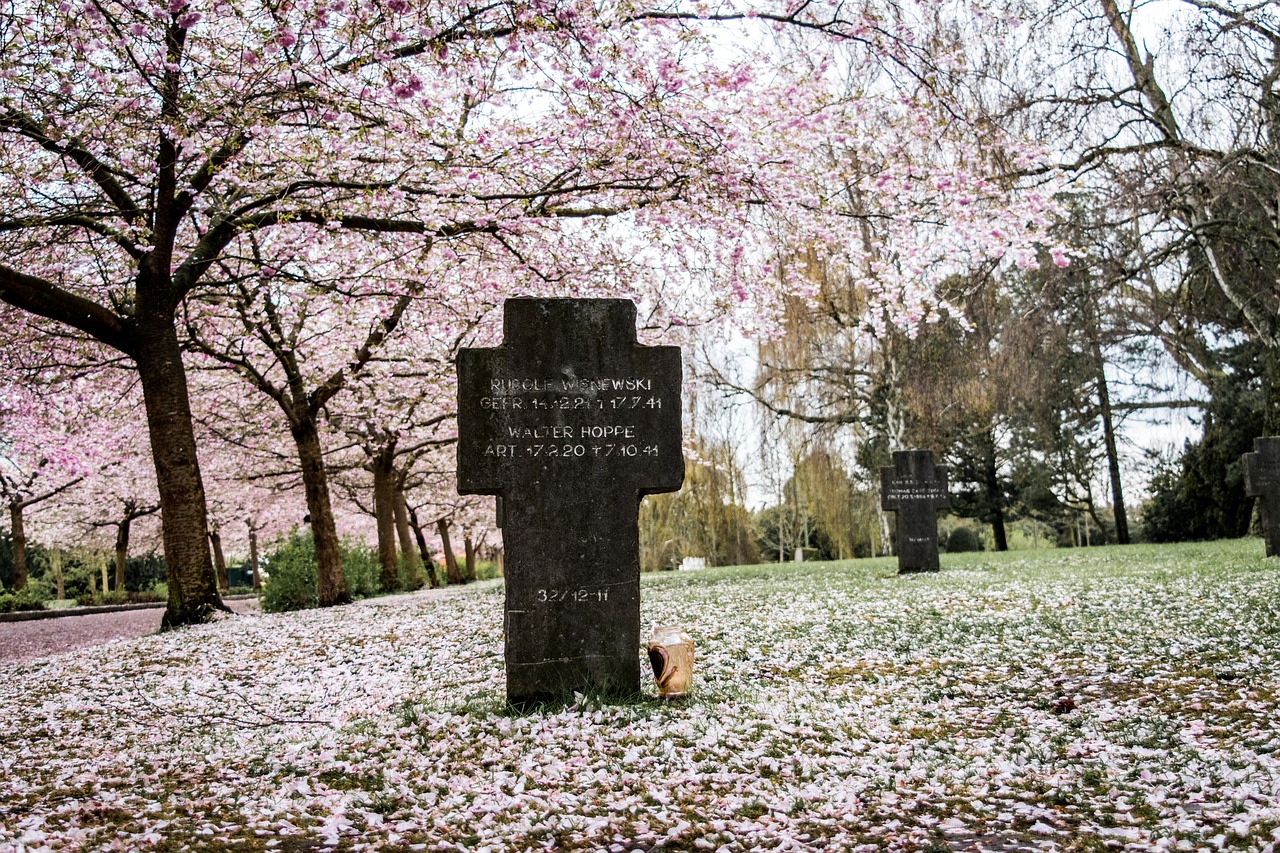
(0, 580), (49, 613)
(945, 526), (983, 553)
(128, 588), (167, 603)
(472, 560), (502, 581)
(261, 531), (385, 613)
(340, 538), (379, 598)
(76, 587), (133, 607)
(124, 552), (166, 593)
(59, 560), (99, 601)
(261, 530), (319, 613)
(398, 550), (446, 590)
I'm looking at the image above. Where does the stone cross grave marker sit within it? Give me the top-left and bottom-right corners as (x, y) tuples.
(880, 449), (951, 573)
(456, 298), (684, 706)
(1243, 437), (1280, 557)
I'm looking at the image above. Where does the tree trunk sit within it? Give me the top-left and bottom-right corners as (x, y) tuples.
(50, 549), (64, 599)
(394, 487), (422, 589)
(210, 525), (229, 592)
(248, 522), (261, 590)
(1090, 319), (1130, 544)
(1086, 497), (1109, 545)
(372, 455), (399, 592)
(437, 518), (464, 584)
(115, 515), (131, 592)
(134, 310), (225, 628)
(983, 441), (1009, 552)
(463, 535), (477, 582)
(495, 548), (504, 577)
(407, 505), (440, 588)
(1097, 393), (1129, 543)
(1265, 345), (1280, 436)
(291, 417), (351, 607)
(9, 500), (26, 591)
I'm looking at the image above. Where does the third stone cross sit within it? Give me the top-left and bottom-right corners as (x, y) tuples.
(1244, 436), (1280, 557)
(880, 449), (951, 574)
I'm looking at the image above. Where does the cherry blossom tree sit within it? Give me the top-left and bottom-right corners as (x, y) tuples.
(339, 420), (452, 591)
(190, 363), (310, 550)
(181, 223), (499, 598)
(0, 372), (130, 590)
(64, 441), (162, 592)
(325, 267), (487, 589)
(0, 0), (731, 621)
(1, 465), (83, 592)
(183, 235), (409, 604)
(1, 0), (1063, 626)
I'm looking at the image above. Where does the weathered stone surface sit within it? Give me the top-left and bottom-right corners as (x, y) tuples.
(1243, 436), (1280, 557)
(880, 449), (950, 574)
(457, 298), (683, 705)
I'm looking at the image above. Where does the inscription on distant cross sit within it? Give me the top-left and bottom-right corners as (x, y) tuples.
(880, 449), (951, 574)
(456, 298), (684, 706)
(1243, 437), (1280, 557)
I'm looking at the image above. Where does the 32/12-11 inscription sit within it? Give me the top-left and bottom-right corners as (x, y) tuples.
(536, 588), (610, 603)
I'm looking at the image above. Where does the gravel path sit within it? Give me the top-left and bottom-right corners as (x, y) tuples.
(0, 598), (261, 665)
(0, 583), (501, 665)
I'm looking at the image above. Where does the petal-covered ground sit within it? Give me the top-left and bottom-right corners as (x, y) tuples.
(1, 540), (1278, 852)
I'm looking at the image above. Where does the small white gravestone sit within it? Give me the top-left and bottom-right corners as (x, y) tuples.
(679, 556), (706, 571)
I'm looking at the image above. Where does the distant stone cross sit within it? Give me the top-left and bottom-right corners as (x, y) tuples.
(880, 449), (951, 573)
(1243, 437), (1280, 557)
(456, 298), (684, 706)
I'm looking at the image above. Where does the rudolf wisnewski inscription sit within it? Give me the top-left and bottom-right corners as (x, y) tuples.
(880, 449), (951, 574)
(456, 298), (684, 706)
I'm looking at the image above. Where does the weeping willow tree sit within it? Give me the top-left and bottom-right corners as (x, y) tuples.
(744, 253), (909, 451)
(756, 446), (883, 561)
(700, 249), (916, 556)
(639, 439), (758, 570)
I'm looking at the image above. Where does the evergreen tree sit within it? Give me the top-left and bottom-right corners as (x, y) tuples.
(1141, 342), (1265, 542)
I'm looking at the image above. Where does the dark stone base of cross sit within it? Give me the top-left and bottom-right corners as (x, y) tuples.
(502, 494), (642, 707)
(896, 563), (939, 575)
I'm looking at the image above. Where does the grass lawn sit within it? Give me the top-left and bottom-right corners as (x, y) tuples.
(1, 539), (1278, 851)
